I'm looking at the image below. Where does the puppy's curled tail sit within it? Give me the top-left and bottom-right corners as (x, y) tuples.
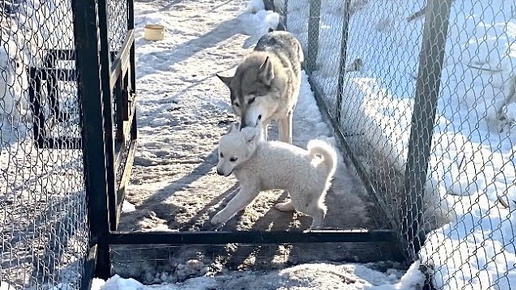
(307, 139), (338, 176)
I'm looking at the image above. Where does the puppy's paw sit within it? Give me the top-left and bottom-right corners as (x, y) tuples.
(305, 224), (324, 232)
(274, 201), (295, 212)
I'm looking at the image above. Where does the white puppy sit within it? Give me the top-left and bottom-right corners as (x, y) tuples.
(212, 123), (338, 230)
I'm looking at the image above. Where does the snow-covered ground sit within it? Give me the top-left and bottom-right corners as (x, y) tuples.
(281, 0), (516, 289)
(93, 261), (425, 290)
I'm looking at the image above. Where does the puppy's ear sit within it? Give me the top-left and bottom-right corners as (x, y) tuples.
(227, 122), (238, 134)
(244, 128), (258, 144)
(216, 73), (233, 88)
(258, 56), (274, 86)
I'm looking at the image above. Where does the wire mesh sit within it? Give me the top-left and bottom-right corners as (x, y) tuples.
(280, 0), (516, 289)
(1, 0), (88, 289)
(111, 243), (404, 285)
(107, 0), (128, 54)
(105, 0), (130, 143)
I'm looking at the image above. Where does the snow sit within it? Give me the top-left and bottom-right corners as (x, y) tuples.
(92, 263), (423, 290)
(122, 200), (136, 213)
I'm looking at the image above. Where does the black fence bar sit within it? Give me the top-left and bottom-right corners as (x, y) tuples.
(97, 0), (118, 233)
(36, 69), (77, 82)
(35, 137), (82, 149)
(28, 68), (45, 148)
(127, 0), (137, 146)
(47, 49), (76, 60)
(284, 0), (289, 30)
(335, 0), (351, 124)
(306, 0), (321, 72)
(28, 66), (80, 150)
(71, 0), (112, 280)
(43, 51), (61, 121)
(126, 0), (137, 142)
(401, 0), (453, 260)
(108, 230), (397, 245)
(81, 245), (98, 290)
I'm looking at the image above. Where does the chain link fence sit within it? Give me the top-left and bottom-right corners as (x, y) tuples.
(273, 0), (516, 288)
(107, 0), (129, 136)
(1, 0), (135, 287)
(0, 0), (87, 288)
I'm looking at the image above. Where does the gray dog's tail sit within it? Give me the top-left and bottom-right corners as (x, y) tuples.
(307, 139), (338, 177)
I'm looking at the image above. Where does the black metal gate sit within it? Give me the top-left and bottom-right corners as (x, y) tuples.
(72, 1), (400, 288)
(70, 0), (137, 288)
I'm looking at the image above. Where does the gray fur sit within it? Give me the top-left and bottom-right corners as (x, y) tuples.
(216, 31), (304, 143)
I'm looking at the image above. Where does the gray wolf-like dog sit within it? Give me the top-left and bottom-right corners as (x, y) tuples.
(212, 123), (337, 230)
(216, 30), (304, 144)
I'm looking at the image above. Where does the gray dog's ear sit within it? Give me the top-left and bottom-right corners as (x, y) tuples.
(258, 56), (274, 86)
(216, 73), (233, 88)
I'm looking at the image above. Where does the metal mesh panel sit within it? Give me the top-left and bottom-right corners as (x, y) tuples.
(420, 1), (516, 288)
(0, 0), (88, 289)
(105, 0), (129, 140)
(280, 0), (516, 288)
(107, 0), (128, 54)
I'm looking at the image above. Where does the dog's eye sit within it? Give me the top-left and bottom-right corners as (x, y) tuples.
(234, 102), (240, 107)
(220, 153), (224, 158)
(229, 157), (238, 162)
(247, 97), (255, 105)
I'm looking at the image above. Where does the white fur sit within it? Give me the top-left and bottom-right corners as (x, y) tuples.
(213, 123), (338, 230)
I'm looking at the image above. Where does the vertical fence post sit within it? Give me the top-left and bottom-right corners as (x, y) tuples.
(284, 0), (289, 30)
(335, 0), (352, 124)
(128, 0), (138, 140)
(71, 0), (112, 279)
(97, 0), (118, 232)
(401, 0), (453, 260)
(306, 0), (321, 72)
(263, 0), (274, 11)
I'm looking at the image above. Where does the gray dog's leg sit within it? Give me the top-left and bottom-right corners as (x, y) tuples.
(278, 112), (293, 144)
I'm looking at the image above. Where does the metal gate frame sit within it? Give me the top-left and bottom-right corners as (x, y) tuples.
(71, 0), (137, 288)
(71, 1), (399, 288)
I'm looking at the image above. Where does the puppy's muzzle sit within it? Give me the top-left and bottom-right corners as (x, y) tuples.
(217, 168), (233, 177)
